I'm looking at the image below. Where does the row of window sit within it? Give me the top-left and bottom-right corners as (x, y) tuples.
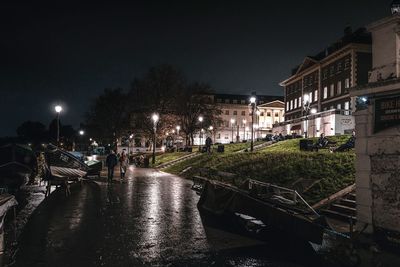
(322, 101), (350, 111)
(322, 58), (351, 80)
(322, 78), (350, 99)
(286, 78), (350, 111)
(216, 99), (266, 105)
(224, 110), (280, 116)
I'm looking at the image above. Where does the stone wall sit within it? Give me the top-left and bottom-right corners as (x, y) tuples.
(354, 101), (400, 241)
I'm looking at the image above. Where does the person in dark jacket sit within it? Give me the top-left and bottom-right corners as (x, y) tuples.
(106, 150), (118, 183)
(205, 136), (213, 153)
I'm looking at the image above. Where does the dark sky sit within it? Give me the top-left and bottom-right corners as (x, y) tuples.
(0, 1), (391, 136)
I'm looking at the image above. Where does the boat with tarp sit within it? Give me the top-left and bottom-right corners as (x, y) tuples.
(44, 144), (89, 181)
(0, 143), (36, 190)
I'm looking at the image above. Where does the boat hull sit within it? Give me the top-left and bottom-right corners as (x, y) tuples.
(45, 145), (89, 181)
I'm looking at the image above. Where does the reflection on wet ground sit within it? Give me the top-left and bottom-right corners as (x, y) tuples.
(9, 168), (322, 266)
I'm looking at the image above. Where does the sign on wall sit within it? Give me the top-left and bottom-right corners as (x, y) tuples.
(375, 95), (400, 133)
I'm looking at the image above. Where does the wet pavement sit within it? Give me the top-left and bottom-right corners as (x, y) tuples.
(10, 167), (322, 267)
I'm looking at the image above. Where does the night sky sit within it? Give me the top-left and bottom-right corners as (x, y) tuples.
(0, 1), (391, 136)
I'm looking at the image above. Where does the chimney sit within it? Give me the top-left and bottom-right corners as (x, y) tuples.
(344, 24), (352, 36)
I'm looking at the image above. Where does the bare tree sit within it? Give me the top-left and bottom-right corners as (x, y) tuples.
(85, 88), (129, 147)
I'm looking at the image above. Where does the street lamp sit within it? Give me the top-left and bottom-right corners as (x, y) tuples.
(303, 94), (311, 138)
(230, 118), (235, 143)
(198, 116), (203, 149)
(152, 113), (159, 164)
(54, 105), (62, 144)
(242, 119), (246, 141)
(176, 125), (180, 135)
(249, 96), (256, 151)
(79, 130), (84, 136)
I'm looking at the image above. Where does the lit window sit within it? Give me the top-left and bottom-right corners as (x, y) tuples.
(344, 101), (350, 110)
(290, 100), (293, 110)
(299, 96), (302, 106)
(337, 103), (341, 110)
(323, 87), (328, 99)
(337, 81), (342, 95)
(294, 98), (297, 109)
(330, 84), (335, 97)
(345, 78), (350, 88)
(286, 102), (289, 111)
(309, 92), (312, 103)
(314, 90), (318, 102)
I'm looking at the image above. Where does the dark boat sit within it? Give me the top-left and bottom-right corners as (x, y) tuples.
(85, 159), (102, 177)
(0, 143), (36, 189)
(45, 144), (89, 181)
(194, 177), (328, 245)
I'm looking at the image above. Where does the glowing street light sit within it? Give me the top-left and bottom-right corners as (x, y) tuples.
(198, 116), (204, 149)
(152, 113), (159, 164)
(54, 105), (62, 144)
(249, 96), (256, 151)
(79, 130), (84, 136)
(303, 94), (312, 138)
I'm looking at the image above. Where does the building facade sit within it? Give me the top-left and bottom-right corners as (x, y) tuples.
(276, 28), (372, 137)
(194, 94), (284, 144)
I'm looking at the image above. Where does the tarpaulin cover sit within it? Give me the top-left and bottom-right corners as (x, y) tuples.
(198, 181), (325, 244)
(0, 194), (17, 230)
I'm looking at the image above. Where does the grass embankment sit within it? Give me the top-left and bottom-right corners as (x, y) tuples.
(150, 152), (191, 167)
(164, 136), (355, 204)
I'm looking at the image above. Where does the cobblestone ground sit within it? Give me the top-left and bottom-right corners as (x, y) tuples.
(11, 167), (320, 267)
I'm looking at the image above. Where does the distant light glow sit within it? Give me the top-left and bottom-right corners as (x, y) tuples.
(310, 108), (317, 114)
(209, 126), (213, 130)
(250, 96), (256, 104)
(152, 113), (159, 122)
(55, 105), (62, 113)
(198, 116), (203, 122)
(79, 130), (84, 135)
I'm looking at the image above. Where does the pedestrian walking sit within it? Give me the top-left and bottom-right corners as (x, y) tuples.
(106, 150), (118, 183)
(205, 136), (213, 154)
(119, 149), (129, 180)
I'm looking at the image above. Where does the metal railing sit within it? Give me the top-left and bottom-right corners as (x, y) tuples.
(245, 179), (319, 216)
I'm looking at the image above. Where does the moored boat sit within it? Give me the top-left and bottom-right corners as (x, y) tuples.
(0, 143), (36, 190)
(45, 144), (89, 181)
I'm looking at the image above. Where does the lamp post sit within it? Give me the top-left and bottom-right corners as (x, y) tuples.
(249, 96), (256, 151)
(208, 126), (213, 143)
(78, 130), (84, 151)
(230, 118), (235, 143)
(242, 119), (246, 141)
(152, 113), (159, 165)
(303, 94), (311, 138)
(198, 116), (203, 149)
(55, 105), (62, 145)
(310, 108), (317, 137)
